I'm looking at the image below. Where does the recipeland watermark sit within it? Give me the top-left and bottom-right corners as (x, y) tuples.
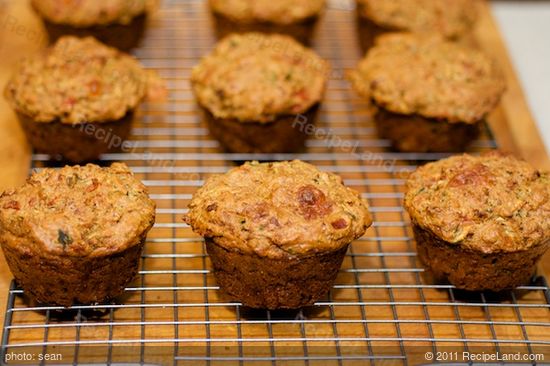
(424, 350), (545, 363)
(292, 114), (405, 176)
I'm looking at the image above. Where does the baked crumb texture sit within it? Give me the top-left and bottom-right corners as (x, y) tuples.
(405, 152), (550, 291)
(209, 0), (325, 44)
(186, 160), (372, 309)
(191, 33), (329, 153)
(0, 163), (156, 306)
(31, 0), (149, 50)
(4, 36), (163, 162)
(357, 0), (477, 37)
(350, 33), (506, 152)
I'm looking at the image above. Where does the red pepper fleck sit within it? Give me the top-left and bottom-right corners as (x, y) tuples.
(331, 218), (348, 229)
(243, 203), (270, 221)
(64, 97), (76, 107)
(297, 185), (333, 220)
(294, 89), (308, 101)
(28, 197), (37, 207)
(2, 201), (20, 210)
(448, 163), (493, 187)
(269, 217), (281, 227)
(88, 80), (102, 95)
(86, 179), (99, 192)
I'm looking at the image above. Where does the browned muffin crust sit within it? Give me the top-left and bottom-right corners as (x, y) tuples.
(186, 161), (372, 258)
(414, 225), (547, 292)
(356, 0), (477, 39)
(32, 0), (149, 50)
(192, 33), (328, 124)
(209, 0), (325, 25)
(191, 33), (328, 153)
(355, 0), (478, 52)
(32, 0), (148, 27)
(5, 36), (159, 125)
(374, 109), (481, 153)
(405, 153), (549, 252)
(41, 14), (147, 51)
(4, 36), (164, 162)
(185, 160), (372, 309)
(0, 163), (156, 306)
(350, 33), (506, 124)
(209, 0), (325, 45)
(17, 111), (134, 163)
(206, 239), (348, 309)
(201, 105), (318, 154)
(212, 12), (318, 46)
(404, 152), (550, 291)
(350, 33), (505, 152)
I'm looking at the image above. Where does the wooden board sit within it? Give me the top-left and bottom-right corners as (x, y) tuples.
(0, 0), (45, 338)
(0, 1), (548, 363)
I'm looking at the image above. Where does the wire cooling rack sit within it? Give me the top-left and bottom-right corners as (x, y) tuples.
(2, 1), (550, 365)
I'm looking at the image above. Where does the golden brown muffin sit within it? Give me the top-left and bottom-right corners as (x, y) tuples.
(31, 0), (150, 50)
(356, 0), (478, 51)
(185, 160), (372, 309)
(4, 36), (164, 163)
(349, 34), (506, 152)
(209, 0), (325, 45)
(0, 163), (156, 306)
(191, 33), (329, 153)
(404, 152), (550, 292)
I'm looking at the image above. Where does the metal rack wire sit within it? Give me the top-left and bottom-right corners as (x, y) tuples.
(1, 1), (550, 365)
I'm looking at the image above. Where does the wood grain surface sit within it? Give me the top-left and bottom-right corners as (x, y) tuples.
(0, 0), (548, 356)
(0, 0), (44, 334)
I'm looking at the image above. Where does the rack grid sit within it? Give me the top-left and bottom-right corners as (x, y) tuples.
(2, 1), (550, 365)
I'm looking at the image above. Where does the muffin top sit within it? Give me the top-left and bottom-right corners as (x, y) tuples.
(349, 34), (506, 124)
(4, 36), (164, 125)
(210, 0), (325, 25)
(31, 0), (148, 27)
(0, 163), (156, 258)
(357, 0), (477, 39)
(185, 160), (372, 258)
(191, 33), (329, 123)
(404, 152), (550, 253)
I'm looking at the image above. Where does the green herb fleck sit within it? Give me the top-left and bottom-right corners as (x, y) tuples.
(66, 175), (78, 188)
(58, 230), (73, 249)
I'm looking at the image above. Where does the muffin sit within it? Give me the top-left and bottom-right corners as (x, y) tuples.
(0, 163), (156, 306)
(404, 152), (550, 292)
(31, 0), (149, 51)
(191, 33), (329, 154)
(185, 160), (372, 309)
(356, 0), (478, 51)
(349, 34), (506, 153)
(209, 0), (325, 45)
(4, 36), (164, 163)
